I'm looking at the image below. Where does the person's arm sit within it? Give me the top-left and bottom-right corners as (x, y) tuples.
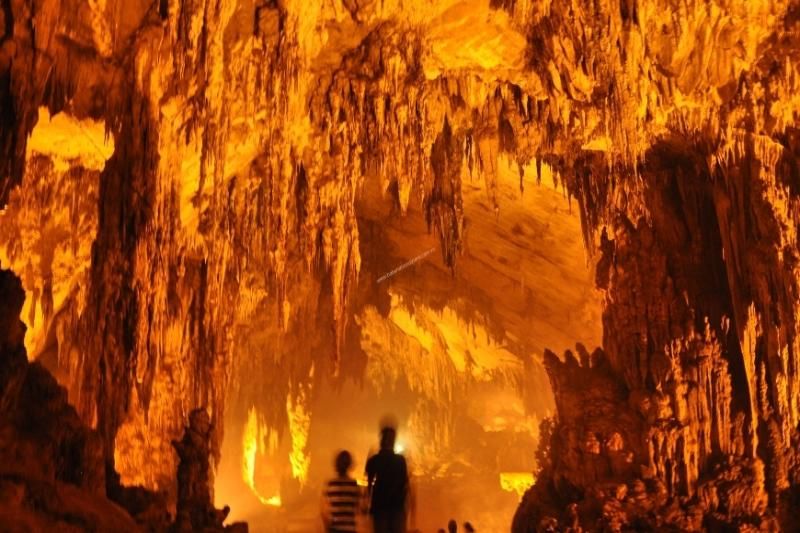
(365, 456), (376, 512)
(366, 456), (376, 488)
(353, 479), (365, 517)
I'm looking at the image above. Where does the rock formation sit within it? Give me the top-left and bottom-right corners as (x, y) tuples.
(1, 0), (799, 529)
(0, 266), (246, 530)
(173, 408), (246, 532)
(0, 266), (138, 529)
(514, 141), (800, 529)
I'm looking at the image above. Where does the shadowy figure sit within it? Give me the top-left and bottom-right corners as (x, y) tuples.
(366, 421), (409, 533)
(171, 408), (240, 532)
(447, 519), (458, 533)
(321, 450), (361, 533)
(463, 522), (475, 533)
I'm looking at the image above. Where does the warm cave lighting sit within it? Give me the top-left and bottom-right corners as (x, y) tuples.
(9, 0), (797, 531)
(499, 472), (535, 498)
(242, 407), (281, 507)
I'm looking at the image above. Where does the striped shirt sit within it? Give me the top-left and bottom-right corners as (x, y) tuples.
(323, 476), (361, 532)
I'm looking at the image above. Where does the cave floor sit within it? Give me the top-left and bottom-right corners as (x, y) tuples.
(234, 473), (520, 533)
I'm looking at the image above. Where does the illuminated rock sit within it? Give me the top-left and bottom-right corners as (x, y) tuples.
(0, 0), (799, 528)
(515, 136), (800, 529)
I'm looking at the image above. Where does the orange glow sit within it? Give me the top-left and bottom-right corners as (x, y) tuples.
(287, 389), (311, 484)
(0, 107), (112, 360)
(242, 406), (281, 507)
(499, 472), (535, 497)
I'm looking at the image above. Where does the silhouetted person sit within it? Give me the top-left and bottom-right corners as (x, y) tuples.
(321, 450), (361, 533)
(447, 519), (458, 533)
(366, 424), (409, 533)
(463, 522), (475, 533)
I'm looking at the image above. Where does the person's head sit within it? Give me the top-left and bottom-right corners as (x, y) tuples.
(448, 519), (458, 533)
(378, 415), (398, 451)
(463, 522), (475, 533)
(380, 425), (396, 451)
(334, 450), (352, 476)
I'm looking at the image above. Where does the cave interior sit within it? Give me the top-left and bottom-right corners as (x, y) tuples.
(1, 0), (800, 532)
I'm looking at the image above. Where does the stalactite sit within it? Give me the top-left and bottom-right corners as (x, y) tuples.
(2, 0), (800, 524)
(516, 86), (800, 533)
(426, 116), (465, 270)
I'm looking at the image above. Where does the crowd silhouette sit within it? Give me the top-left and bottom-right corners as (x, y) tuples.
(437, 519), (475, 533)
(321, 418), (476, 533)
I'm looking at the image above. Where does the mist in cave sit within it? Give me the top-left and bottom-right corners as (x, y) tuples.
(207, 160), (601, 532)
(2, 0), (800, 532)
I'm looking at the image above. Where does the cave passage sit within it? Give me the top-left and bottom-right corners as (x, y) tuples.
(2, 1), (800, 532)
(209, 159), (601, 532)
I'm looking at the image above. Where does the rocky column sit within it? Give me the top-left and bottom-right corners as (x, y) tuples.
(172, 408), (246, 533)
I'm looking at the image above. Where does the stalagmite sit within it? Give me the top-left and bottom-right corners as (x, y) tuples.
(172, 408), (246, 532)
(0, 0), (799, 530)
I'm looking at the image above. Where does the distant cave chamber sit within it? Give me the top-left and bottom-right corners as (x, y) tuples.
(1, 0), (800, 532)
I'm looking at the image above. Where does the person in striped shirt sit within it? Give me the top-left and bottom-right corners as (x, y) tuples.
(321, 450), (362, 533)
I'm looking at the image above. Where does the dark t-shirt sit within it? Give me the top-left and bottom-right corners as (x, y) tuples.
(365, 450), (408, 514)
